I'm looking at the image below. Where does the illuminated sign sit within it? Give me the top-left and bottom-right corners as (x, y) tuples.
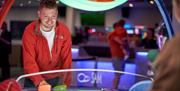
(59, 0), (128, 11)
(77, 72), (102, 84)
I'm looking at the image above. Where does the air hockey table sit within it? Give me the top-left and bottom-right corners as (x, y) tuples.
(16, 69), (153, 91)
(0, 0), (173, 91)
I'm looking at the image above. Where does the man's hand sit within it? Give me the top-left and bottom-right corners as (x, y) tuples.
(38, 80), (51, 91)
(114, 37), (123, 45)
(39, 80), (49, 86)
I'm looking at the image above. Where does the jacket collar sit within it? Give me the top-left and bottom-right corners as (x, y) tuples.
(34, 19), (59, 36)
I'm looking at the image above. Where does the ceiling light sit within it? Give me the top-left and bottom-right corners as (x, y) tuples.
(28, 0), (32, 4)
(59, 0), (128, 11)
(129, 3), (134, 7)
(150, 0), (154, 4)
(20, 3), (24, 7)
(56, 0), (59, 4)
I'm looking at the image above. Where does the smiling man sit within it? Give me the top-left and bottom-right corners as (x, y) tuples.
(22, 0), (72, 89)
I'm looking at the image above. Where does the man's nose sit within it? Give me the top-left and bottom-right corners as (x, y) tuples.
(46, 17), (54, 23)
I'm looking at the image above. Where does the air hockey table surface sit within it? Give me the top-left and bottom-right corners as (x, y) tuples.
(16, 69), (152, 91)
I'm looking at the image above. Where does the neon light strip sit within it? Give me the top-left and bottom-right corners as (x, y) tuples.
(0, 0), (14, 27)
(154, 0), (174, 38)
(16, 69), (153, 82)
(59, 0), (127, 11)
(71, 48), (79, 52)
(137, 52), (148, 56)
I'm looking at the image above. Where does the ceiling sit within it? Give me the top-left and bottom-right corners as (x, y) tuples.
(0, 0), (171, 8)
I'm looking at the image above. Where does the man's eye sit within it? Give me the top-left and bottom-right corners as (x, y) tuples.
(52, 16), (56, 18)
(44, 16), (48, 18)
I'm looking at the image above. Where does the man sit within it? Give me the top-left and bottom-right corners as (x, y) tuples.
(141, 28), (158, 49)
(107, 20), (128, 89)
(0, 22), (11, 81)
(22, 0), (72, 88)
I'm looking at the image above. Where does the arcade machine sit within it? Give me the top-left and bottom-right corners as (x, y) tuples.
(0, 0), (174, 91)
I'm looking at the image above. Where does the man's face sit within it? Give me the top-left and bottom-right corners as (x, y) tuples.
(38, 7), (58, 30)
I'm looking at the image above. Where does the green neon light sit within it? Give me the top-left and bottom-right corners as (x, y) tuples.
(59, 0), (128, 11)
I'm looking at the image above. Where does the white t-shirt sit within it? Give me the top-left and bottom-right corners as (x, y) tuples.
(157, 35), (167, 50)
(40, 27), (55, 56)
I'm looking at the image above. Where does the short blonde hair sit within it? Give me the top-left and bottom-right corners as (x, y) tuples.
(39, 0), (57, 10)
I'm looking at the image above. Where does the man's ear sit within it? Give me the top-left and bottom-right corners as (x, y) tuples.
(37, 10), (40, 18)
(0, 29), (3, 36)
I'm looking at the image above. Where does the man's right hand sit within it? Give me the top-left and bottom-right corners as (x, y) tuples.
(39, 80), (49, 86)
(38, 80), (51, 91)
(114, 37), (123, 45)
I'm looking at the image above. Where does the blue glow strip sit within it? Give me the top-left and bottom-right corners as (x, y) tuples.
(155, 0), (174, 38)
(137, 52), (148, 56)
(72, 48), (79, 53)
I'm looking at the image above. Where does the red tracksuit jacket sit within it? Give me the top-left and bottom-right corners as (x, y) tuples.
(22, 20), (72, 86)
(108, 28), (127, 58)
(0, 79), (21, 91)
